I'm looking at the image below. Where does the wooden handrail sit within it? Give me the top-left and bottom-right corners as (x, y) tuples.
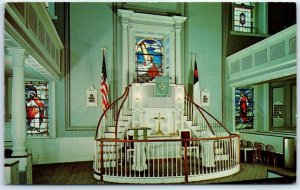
(184, 88), (232, 135)
(94, 86), (130, 139)
(196, 105), (232, 135)
(184, 89), (215, 135)
(114, 86), (130, 139)
(96, 134), (240, 143)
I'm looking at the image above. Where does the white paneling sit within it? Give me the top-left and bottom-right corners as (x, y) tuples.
(227, 25), (296, 87)
(27, 137), (94, 164)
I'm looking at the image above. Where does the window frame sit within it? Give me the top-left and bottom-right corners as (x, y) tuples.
(24, 80), (56, 138)
(135, 37), (164, 83)
(233, 2), (255, 33)
(269, 79), (296, 131)
(231, 2), (269, 37)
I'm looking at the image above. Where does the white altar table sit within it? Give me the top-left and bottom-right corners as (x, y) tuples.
(146, 135), (181, 159)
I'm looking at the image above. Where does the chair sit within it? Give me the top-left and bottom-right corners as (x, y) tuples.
(240, 140), (247, 148)
(180, 129), (199, 158)
(239, 141), (254, 162)
(265, 144), (278, 167)
(252, 143), (264, 164)
(246, 141), (253, 148)
(240, 140), (250, 162)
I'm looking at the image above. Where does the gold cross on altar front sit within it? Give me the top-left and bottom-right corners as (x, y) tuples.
(154, 113), (165, 135)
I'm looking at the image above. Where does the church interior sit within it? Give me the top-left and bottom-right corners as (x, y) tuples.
(3, 2), (297, 185)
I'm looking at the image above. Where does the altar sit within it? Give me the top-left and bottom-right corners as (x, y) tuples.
(146, 135), (181, 159)
(127, 80), (185, 171)
(131, 80), (185, 135)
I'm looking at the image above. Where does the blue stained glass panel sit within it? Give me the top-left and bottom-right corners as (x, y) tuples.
(135, 37), (163, 83)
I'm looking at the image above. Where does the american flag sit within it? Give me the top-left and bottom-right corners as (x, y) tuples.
(100, 51), (109, 113)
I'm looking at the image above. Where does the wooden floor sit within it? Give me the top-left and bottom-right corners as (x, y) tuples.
(32, 161), (296, 185)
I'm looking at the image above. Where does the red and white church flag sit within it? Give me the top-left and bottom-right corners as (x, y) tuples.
(193, 54), (201, 106)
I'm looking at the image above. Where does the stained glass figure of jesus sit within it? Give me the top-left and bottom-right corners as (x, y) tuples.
(25, 85), (46, 133)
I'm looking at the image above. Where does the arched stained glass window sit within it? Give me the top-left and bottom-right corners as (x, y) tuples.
(233, 2), (255, 33)
(25, 81), (49, 136)
(135, 37), (163, 82)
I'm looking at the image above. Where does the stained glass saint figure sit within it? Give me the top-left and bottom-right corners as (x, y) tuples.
(136, 38), (163, 82)
(25, 85), (47, 134)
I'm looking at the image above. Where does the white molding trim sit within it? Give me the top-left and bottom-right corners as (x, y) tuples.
(118, 9), (187, 89)
(227, 25), (296, 87)
(49, 81), (56, 137)
(25, 55), (58, 82)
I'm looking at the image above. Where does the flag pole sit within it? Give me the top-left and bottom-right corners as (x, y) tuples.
(101, 47), (107, 54)
(188, 51), (193, 92)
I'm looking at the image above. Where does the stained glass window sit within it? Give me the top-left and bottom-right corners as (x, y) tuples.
(135, 37), (163, 82)
(25, 81), (49, 136)
(233, 2), (255, 33)
(235, 87), (254, 131)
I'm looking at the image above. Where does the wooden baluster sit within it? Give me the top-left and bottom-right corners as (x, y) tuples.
(100, 141), (104, 182)
(184, 141), (188, 182)
(147, 142), (150, 177)
(152, 142), (156, 177)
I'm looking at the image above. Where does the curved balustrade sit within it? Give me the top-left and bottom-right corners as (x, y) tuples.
(184, 89), (231, 137)
(94, 86), (130, 139)
(94, 84), (240, 183)
(94, 135), (240, 183)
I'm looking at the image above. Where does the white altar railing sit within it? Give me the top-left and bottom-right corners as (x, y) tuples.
(94, 84), (240, 183)
(94, 135), (240, 183)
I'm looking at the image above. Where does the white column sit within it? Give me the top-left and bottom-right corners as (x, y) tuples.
(174, 25), (182, 84)
(118, 9), (133, 92)
(121, 21), (129, 91)
(8, 48), (27, 156)
(173, 16), (187, 84)
(128, 25), (134, 84)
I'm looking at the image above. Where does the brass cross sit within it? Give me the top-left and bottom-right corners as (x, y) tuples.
(154, 113), (165, 135)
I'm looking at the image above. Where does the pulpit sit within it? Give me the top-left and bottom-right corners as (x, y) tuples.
(127, 127), (151, 171)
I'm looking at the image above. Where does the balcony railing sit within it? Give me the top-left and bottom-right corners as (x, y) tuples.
(227, 25), (296, 87)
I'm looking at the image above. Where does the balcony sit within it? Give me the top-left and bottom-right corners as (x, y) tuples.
(5, 3), (63, 81)
(227, 25), (296, 87)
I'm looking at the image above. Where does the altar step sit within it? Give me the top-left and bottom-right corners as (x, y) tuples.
(106, 125), (126, 133)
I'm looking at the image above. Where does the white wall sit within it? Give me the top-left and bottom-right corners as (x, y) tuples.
(27, 137), (94, 164)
